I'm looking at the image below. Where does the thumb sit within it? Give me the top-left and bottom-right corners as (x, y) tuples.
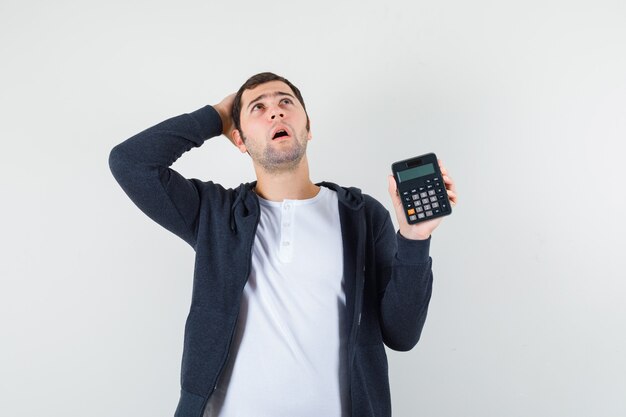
(387, 175), (402, 207)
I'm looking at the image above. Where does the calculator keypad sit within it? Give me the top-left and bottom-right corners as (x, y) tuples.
(400, 176), (450, 222)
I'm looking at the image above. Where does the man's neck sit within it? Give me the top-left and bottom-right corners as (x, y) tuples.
(252, 156), (320, 202)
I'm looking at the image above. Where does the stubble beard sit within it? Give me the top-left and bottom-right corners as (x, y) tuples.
(242, 126), (309, 174)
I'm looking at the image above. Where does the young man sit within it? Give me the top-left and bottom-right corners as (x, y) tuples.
(108, 72), (457, 417)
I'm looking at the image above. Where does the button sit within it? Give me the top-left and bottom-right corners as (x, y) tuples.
(412, 194), (419, 200)
(284, 204), (291, 210)
(432, 202), (439, 208)
(420, 192), (427, 198)
(407, 208), (415, 215)
(416, 206), (423, 213)
(430, 196), (437, 202)
(282, 241), (290, 246)
(421, 198), (429, 204)
(414, 199), (421, 206)
(283, 222), (290, 227)
(409, 215), (417, 221)
(418, 213), (425, 219)
(426, 210), (433, 216)
(428, 190), (436, 196)
(424, 204), (431, 210)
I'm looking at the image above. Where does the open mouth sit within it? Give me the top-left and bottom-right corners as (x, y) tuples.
(272, 129), (291, 140)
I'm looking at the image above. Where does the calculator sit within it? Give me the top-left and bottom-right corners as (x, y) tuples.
(391, 152), (452, 224)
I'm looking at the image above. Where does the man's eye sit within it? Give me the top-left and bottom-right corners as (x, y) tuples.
(281, 98), (292, 104)
(253, 104), (263, 110)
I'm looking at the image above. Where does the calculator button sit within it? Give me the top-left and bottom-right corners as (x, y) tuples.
(425, 210), (433, 216)
(432, 202), (439, 208)
(430, 196), (437, 202)
(409, 215), (417, 221)
(405, 202), (413, 208)
(433, 177), (440, 182)
(412, 194), (419, 200)
(410, 188), (417, 194)
(420, 192), (427, 198)
(402, 190), (409, 195)
(407, 208), (415, 215)
(404, 196), (412, 202)
(428, 190), (436, 196)
(425, 179), (432, 184)
(415, 206), (423, 213)
(434, 208), (441, 214)
(421, 198), (429, 204)
(419, 186), (426, 192)
(414, 199), (421, 206)
(418, 213), (425, 219)
(427, 184), (433, 190)
(436, 188), (443, 193)
(424, 204), (431, 210)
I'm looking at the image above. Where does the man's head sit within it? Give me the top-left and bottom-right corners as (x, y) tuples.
(232, 72), (310, 134)
(231, 72), (312, 174)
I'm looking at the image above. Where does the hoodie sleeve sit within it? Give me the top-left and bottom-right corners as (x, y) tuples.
(375, 212), (434, 351)
(108, 105), (223, 249)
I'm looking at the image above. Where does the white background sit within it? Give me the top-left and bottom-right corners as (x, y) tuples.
(1, 0), (625, 416)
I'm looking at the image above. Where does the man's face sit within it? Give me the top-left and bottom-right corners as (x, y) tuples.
(235, 80), (312, 173)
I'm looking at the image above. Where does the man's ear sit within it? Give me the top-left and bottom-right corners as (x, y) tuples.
(307, 118), (313, 141)
(232, 129), (247, 153)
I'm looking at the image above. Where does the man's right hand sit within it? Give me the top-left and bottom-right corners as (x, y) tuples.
(213, 93), (237, 147)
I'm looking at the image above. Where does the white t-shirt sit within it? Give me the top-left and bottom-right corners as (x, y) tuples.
(204, 186), (349, 417)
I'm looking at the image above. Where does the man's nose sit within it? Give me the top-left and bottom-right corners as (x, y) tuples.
(269, 106), (284, 119)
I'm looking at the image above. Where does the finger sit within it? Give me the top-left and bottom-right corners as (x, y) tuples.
(438, 159), (447, 176)
(446, 189), (458, 204)
(387, 175), (402, 206)
(443, 174), (456, 192)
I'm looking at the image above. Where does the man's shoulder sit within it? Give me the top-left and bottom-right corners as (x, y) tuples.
(192, 180), (254, 210)
(319, 180), (389, 218)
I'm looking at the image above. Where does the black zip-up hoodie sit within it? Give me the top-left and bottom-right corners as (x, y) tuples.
(108, 104), (434, 417)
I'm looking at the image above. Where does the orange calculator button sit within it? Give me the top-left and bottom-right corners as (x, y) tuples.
(407, 208), (415, 215)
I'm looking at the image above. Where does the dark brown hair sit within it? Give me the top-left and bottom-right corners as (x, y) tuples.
(231, 72), (310, 136)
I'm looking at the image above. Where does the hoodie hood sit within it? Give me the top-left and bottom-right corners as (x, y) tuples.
(229, 180), (365, 232)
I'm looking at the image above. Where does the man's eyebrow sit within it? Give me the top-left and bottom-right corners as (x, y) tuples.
(246, 91), (296, 111)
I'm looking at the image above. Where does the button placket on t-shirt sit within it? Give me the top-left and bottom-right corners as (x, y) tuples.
(278, 201), (296, 263)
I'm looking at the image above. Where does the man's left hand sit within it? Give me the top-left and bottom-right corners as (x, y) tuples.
(387, 159), (457, 240)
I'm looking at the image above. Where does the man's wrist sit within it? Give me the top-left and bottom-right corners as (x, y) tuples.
(212, 104), (227, 134)
(399, 228), (431, 240)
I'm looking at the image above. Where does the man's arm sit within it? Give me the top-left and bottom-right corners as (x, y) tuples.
(375, 214), (433, 351)
(108, 96), (234, 249)
(376, 160), (457, 350)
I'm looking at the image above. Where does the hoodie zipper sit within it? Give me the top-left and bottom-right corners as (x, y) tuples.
(202, 193), (261, 413)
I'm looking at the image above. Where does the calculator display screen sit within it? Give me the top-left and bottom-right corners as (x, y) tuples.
(397, 163), (435, 182)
